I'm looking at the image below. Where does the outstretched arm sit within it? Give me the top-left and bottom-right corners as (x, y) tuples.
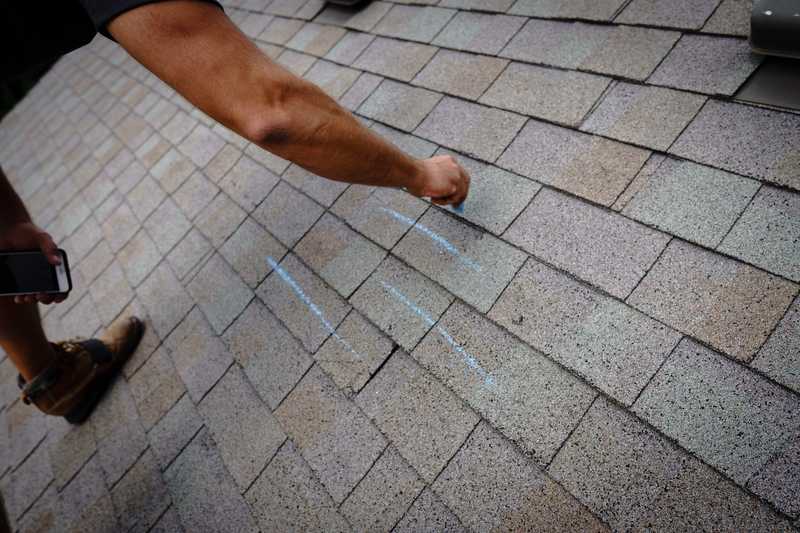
(107, 0), (469, 205)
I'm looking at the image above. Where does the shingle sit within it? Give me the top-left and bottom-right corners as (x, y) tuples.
(177, 124), (225, 168)
(238, 12), (273, 39)
(413, 50), (507, 101)
(350, 256), (453, 351)
(353, 37), (437, 82)
(223, 299), (312, 409)
(324, 30), (375, 65)
(258, 17), (304, 45)
(252, 182), (324, 247)
(482, 62), (610, 127)
(161, 110), (198, 146)
(88, 260), (135, 322)
(173, 171), (218, 221)
(257, 253), (351, 352)
(702, 0), (751, 36)
(110, 450), (170, 533)
(359, 80), (441, 132)
(316, 310), (394, 394)
(219, 217), (286, 289)
(274, 365), (387, 504)
(617, 0), (721, 29)
(628, 240), (797, 361)
(205, 143), (242, 183)
(167, 228), (212, 281)
(164, 308), (234, 402)
(194, 191), (247, 248)
(188, 254), (253, 334)
(244, 441), (351, 532)
(439, 0), (514, 10)
(373, 5), (456, 43)
(128, 175), (167, 222)
(415, 97), (525, 162)
(585, 25), (682, 79)
(151, 147), (195, 194)
(719, 186), (800, 282)
(339, 72), (383, 111)
(303, 60), (360, 99)
(276, 49), (317, 76)
(357, 351), (478, 481)
(752, 297), (800, 393)
(46, 415), (96, 489)
(649, 35), (761, 95)
(60, 293), (102, 340)
(101, 201), (139, 253)
(633, 338), (800, 485)
(285, 22), (346, 56)
(371, 122), (439, 158)
(622, 157), (760, 247)
(435, 422), (607, 532)
(747, 438), (800, 517)
(490, 259), (681, 404)
(436, 148), (539, 235)
(582, 82), (705, 151)
(198, 366), (286, 490)
(497, 120), (650, 206)
(164, 429), (258, 533)
(129, 347), (185, 431)
(218, 154), (279, 212)
(670, 100), (800, 191)
(295, 213), (386, 297)
(505, 188), (670, 298)
(509, 0), (627, 21)
(1, 443), (53, 522)
(393, 488), (466, 533)
(137, 262), (194, 339)
(414, 302), (595, 464)
(315, 1), (392, 32)
(147, 394), (204, 469)
(341, 446), (425, 531)
(282, 164), (349, 207)
(116, 113), (153, 150)
(394, 208), (526, 312)
(433, 12), (526, 55)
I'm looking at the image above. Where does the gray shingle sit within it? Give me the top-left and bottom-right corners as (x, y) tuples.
(433, 12), (526, 55)
(303, 60), (360, 99)
(258, 17), (304, 45)
(187, 253), (253, 335)
(434, 422), (607, 532)
(634, 338), (800, 485)
(118, 230), (162, 289)
(173, 171), (218, 221)
(702, 0), (751, 36)
(137, 262), (193, 339)
(129, 347), (185, 431)
(582, 82), (705, 151)
(373, 5), (456, 43)
(394, 208), (527, 312)
(164, 429), (258, 533)
(244, 441), (351, 532)
(285, 22), (347, 57)
(649, 35), (762, 95)
(747, 438), (800, 517)
(510, 0), (627, 21)
(436, 148), (540, 235)
(481, 62), (610, 126)
(151, 148), (195, 194)
(282, 164), (349, 207)
(324, 30), (375, 65)
(439, 0), (514, 11)
(505, 188), (669, 299)
(357, 350), (479, 482)
(46, 416), (96, 490)
(219, 217), (286, 289)
(167, 228), (212, 281)
(622, 157), (760, 248)
(257, 253), (351, 352)
(274, 365), (387, 504)
(616, 0), (721, 29)
(252, 182), (324, 248)
(414, 302), (595, 464)
(353, 37), (437, 82)
(752, 297), (800, 394)
(315, 1), (392, 32)
(147, 394), (203, 469)
(719, 186), (800, 282)
(340, 72), (383, 111)
(394, 488), (466, 533)
(341, 446), (425, 531)
(218, 155), (280, 213)
(177, 124), (225, 168)
(413, 50), (508, 101)
(359, 79), (442, 132)
(497, 120), (650, 206)
(2, 438), (52, 521)
(670, 100), (800, 192)
(628, 240), (797, 361)
(110, 450), (170, 533)
(489, 258), (681, 404)
(350, 256), (453, 351)
(276, 49), (317, 76)
(223, 299), (312, 409)
(144, 198), (191, 255)
(415, 97), (526, 162)
(198, 366), (286, 490)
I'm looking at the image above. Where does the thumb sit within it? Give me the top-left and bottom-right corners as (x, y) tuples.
(36, 231), (61, 265)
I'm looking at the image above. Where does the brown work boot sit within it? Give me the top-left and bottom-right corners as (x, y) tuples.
(17, 317), (144, 424)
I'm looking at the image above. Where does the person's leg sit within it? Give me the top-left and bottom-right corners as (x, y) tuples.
(0, 298), (56, 381)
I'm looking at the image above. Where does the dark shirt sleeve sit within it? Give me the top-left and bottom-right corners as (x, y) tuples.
(77, 0), (222, 36)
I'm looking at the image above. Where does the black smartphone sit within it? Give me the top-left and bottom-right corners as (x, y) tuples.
(0, 249), (72, 297)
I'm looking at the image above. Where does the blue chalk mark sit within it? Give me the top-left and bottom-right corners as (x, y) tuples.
(380, 281), (495, 387)
(380, 207), (482, 273)
(452, 203), (465, 214)
(267, 257), (361, 358)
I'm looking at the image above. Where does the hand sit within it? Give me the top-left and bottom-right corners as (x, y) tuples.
(408, 155), (470, 207)
(0, 222), (67, 305)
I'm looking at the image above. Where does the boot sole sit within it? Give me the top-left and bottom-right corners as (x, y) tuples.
(65, 318), (145, 425)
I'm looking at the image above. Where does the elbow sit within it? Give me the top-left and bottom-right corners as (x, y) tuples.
(239, 107), (293, 147)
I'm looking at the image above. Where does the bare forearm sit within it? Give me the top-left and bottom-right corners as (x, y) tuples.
(0, 167), (32, 227)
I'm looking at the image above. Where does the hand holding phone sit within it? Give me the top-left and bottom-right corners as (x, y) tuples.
(0, 222), (70, 305)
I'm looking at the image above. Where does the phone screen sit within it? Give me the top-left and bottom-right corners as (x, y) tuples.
(0, 252), (60, 294)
